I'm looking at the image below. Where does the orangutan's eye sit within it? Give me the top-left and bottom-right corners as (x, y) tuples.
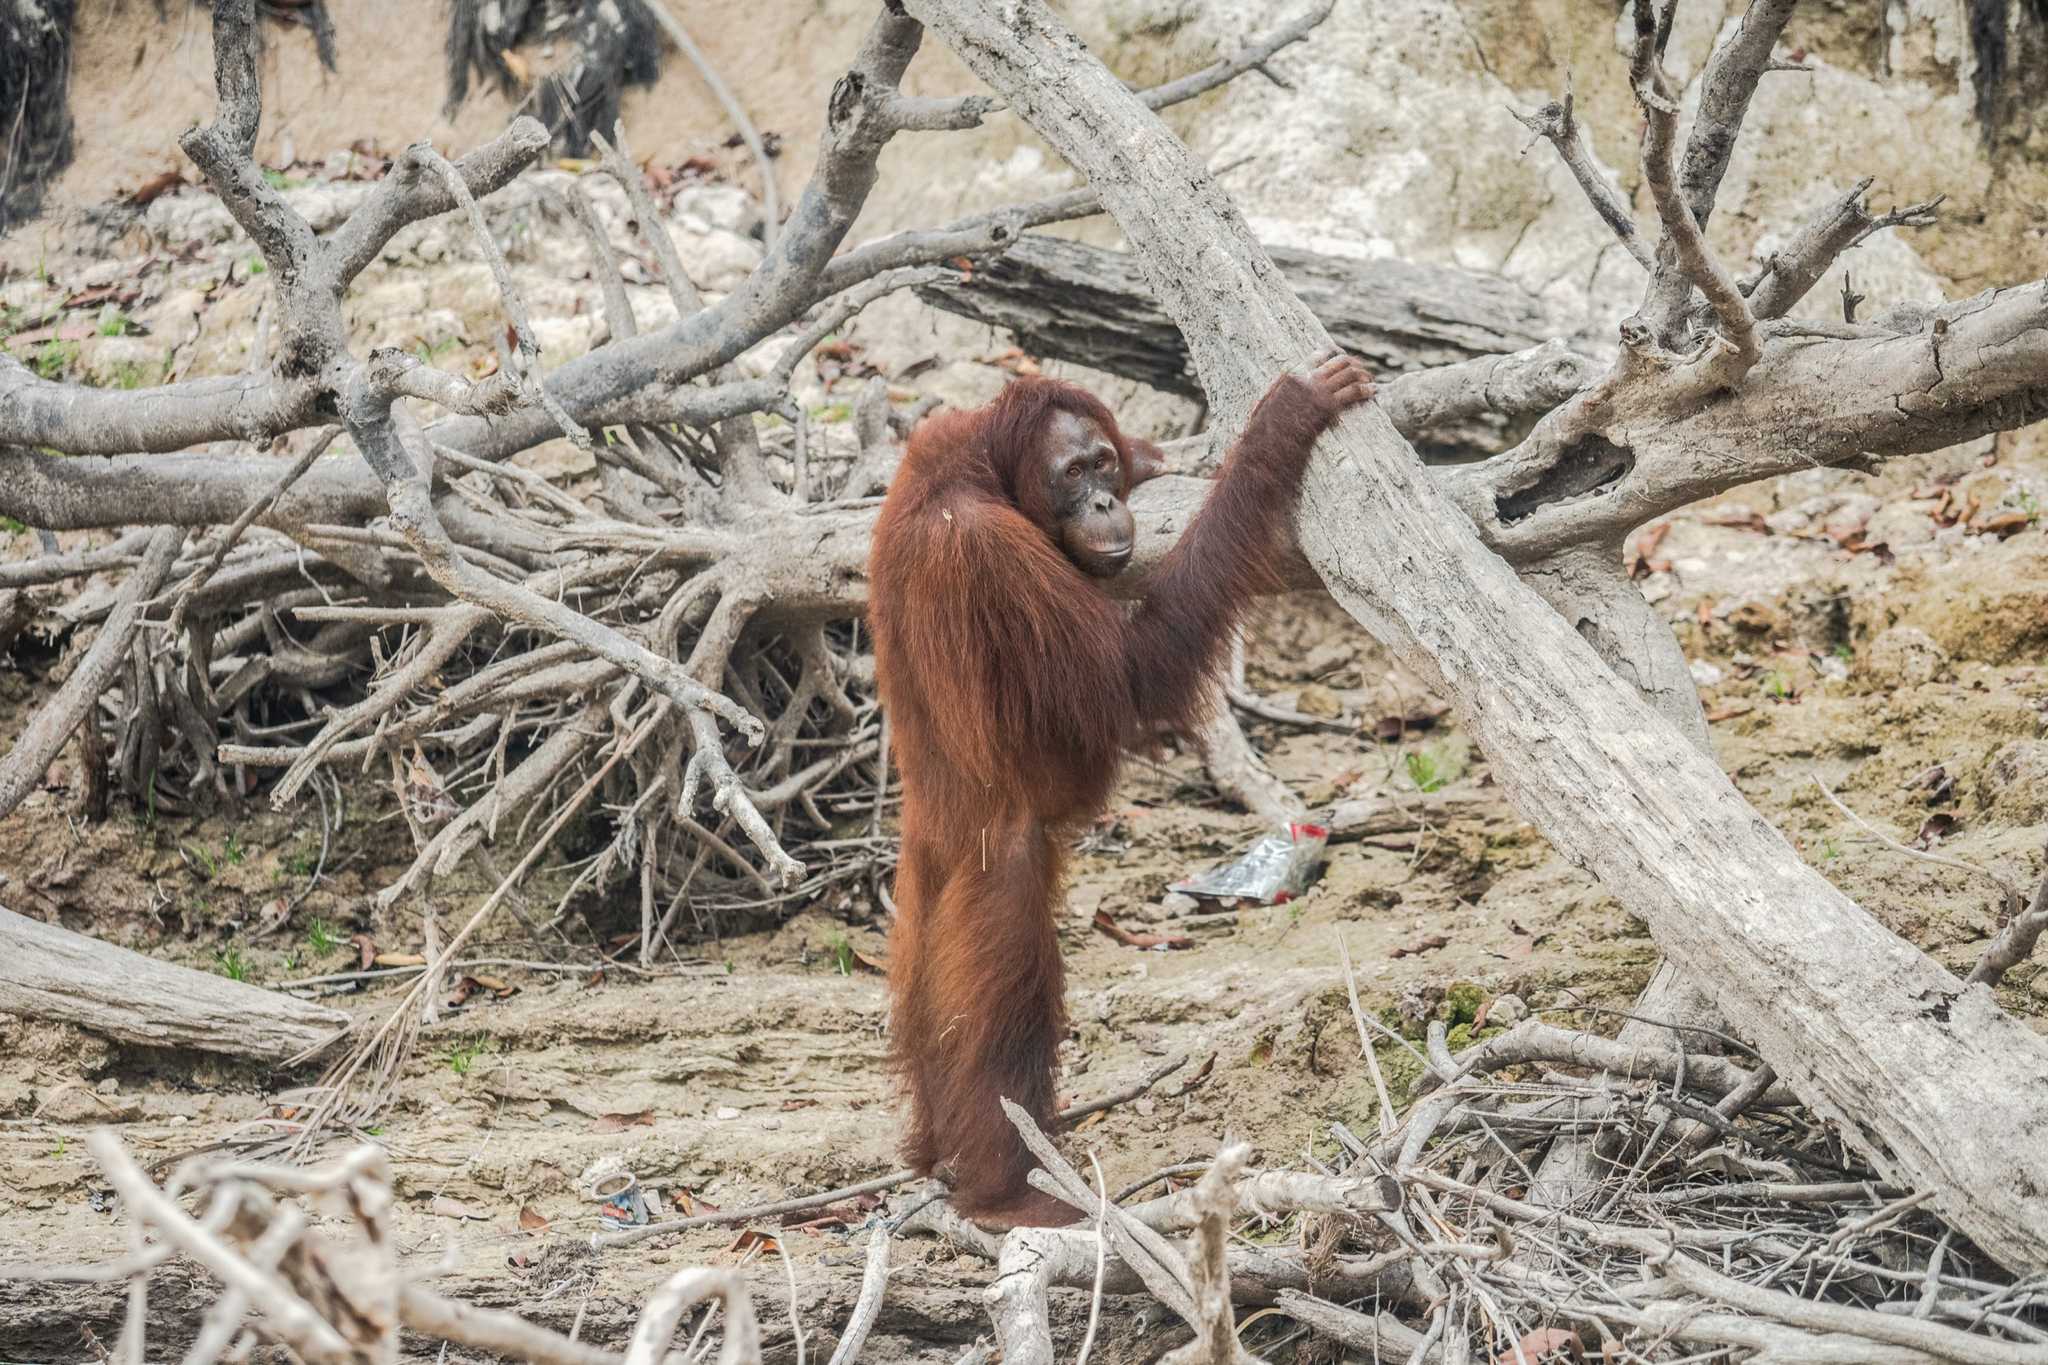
(1094, 454), (1112, 472)
(1065, 461), (1084, 480)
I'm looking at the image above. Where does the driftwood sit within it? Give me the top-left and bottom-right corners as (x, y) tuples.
(917, 236), (1553, 456)
(0, 906), (348, 1062)
(904, 0), (2048, 1273)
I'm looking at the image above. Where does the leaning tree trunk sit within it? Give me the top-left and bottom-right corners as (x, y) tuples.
(1518, 543), (1728, 1204)
(905, 0), (2048, 1272)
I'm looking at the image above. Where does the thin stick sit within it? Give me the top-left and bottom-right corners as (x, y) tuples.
(398, 1286), (618, 1365)
(0, 527), (183, 822)
(599, 1053), (1188, 1248)
(769, 1234), (806, 1365)
(598, 1170), (917, 1249)
(1057, 1052), (1188, 1124)
(1811, 773), (2019, 914)
(1075, 1155), (1110, 1365)
(1339, 932), (1398, 1135)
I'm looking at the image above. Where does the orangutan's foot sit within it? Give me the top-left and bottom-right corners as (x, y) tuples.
(963, 1187), (1083, 1231)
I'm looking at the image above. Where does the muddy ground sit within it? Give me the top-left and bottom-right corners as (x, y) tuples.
(5, 162), (2048, 1365)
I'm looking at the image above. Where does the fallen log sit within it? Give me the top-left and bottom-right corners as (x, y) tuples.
(0, 905), (348, 1062)
(917, 234), (1554, 457)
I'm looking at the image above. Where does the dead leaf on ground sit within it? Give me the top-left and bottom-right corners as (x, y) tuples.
(1913, 812), (1960, 849)
(126, 170), (184, 206)
(592, 1110), (656, 1134)
(1371, 702), (1449, 742)
(517, 1204), (549, 1231)
(726, 1228), (780, 1258)
(374, 952), (426, 968)
(62, 284), (140, 310)
(1705, 703), (1753, 723)
(431, 1196), (484, 1221)
(351, 933), (377, 970)
(1492, 922), (1542, 962)
(3, 319), (95, 348)
(1975, 511), (2033, 539)
(1390, 932), (1448, 959)
(1172, 1052), (1218, 1096)
(448, 975), (520, 1007)
(1903, 763), (1955, 805)
(1626, 522), (1672, 579)
(251, 897), (293, 937)
(674, 1188), (721, 1216)
(1092, 911), (1192, 951)
(1703, 508), (1769, 533)
(782, 1193), (881, 1231)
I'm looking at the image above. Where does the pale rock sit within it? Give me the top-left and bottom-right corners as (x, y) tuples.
(1487, 993), (1529, 1025)
(672, 186), (763, 240)
(1294, 683), (1344, 719)
(1979, 741), (2048, 825)
(1866, 501), (1937, 549)
(35, 1084), (141, 1124)
(1864, 626), (1948, 689)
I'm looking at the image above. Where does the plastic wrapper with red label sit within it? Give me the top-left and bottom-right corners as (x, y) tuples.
(1169, 822), (1328, 904)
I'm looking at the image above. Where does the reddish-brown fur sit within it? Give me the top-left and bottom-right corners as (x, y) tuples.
(868, 371), (1350, 1226)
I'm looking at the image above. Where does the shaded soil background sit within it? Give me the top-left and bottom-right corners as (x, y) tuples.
(3, 0), (2048, 1359)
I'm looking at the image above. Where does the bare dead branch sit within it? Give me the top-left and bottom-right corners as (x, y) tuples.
(1629, 0), (1760, 374)
(328, 117), (552, 285)
(0, 527), (182, 819)
(1512, 90), (1653, 270)
(1680, 0), (1799, 228)
(1158, 1144), (1254, 1365)
(1747, 178), (1945, 320)
(1968, 850), (2048, 989)
(86, 1132), (357, 1365)
(623, 1269), (759, 1365)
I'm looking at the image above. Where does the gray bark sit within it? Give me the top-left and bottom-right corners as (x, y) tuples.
(917, 235), (1553, 457)
(0, 526), (182, 821)
(904, 0), (2048, 1274)
(0, 905), (349, 1061)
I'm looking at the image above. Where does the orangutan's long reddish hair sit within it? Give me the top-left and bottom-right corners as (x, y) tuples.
(868, 371), (1349, 1224)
